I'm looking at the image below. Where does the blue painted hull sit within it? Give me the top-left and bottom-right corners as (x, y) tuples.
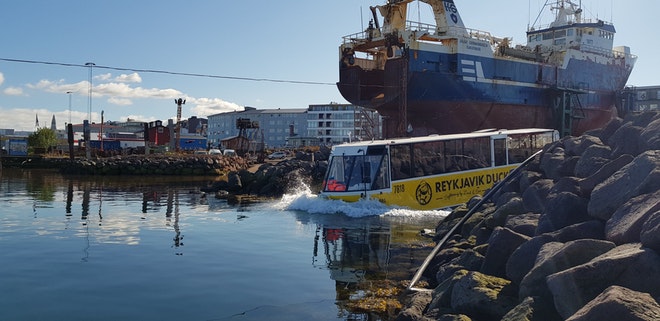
(338, 48), (631, 137)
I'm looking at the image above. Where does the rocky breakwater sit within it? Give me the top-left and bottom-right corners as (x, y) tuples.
(204, 148), (329, 198)
(397, 112), (660, 321)
(59, 154), (249, 176)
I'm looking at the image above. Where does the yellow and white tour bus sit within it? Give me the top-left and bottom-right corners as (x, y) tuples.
(320, 128), (559, 210)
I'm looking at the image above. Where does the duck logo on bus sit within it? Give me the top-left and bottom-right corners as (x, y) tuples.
(416, 181), (433, 205)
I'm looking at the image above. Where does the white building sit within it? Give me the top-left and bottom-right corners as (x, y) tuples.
(307, 103), (381, 145)
(207, 107), (308, 149)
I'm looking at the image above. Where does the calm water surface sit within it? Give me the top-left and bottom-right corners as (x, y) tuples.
(0, 168), (446, 321)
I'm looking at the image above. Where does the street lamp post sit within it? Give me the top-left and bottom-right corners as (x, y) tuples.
(66, 91), (73, 125)
(85, 62), (95, 123)
(85, 62), (95, 160)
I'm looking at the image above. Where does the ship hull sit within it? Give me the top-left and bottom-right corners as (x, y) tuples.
(338, 47), (630, 138)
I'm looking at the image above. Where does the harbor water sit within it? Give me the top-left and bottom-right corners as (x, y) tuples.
(0, 168), (447, 321)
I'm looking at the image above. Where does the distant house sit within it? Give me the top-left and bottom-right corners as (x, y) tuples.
(220, 135), (250, 152)
(146, 120), (170, 146)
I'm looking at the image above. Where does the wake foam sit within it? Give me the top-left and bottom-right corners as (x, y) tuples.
(275, 185), (450, 218)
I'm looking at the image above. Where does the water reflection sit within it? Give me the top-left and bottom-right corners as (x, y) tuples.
(0, 168), (438, 320)
(299, 212), (436, 319)
(0, 168), (217, 251)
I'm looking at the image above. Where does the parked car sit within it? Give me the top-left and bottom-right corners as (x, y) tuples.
(208, 149), (222, 155)
(267, 151), (287, 159)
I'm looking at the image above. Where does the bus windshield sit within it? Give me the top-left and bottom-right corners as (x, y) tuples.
(323, 153), (389, 192)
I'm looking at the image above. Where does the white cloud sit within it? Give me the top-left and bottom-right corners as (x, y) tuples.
(3, 87), (24, 96)
(95, 73), (112, 81)
(0, 72), (4, 86)
(0, 107), (92, 131)
(189, 97), (243, 117)
(108, 97), (133, 106)
(27, 79), (88, 95)
(119, 114), (159, 123)
(95, 72), (141, 83)
(27, 79), (183, 100)
(114, 73), (142, 83)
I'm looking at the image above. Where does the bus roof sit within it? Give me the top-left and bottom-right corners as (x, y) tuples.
(330, 128), (558, 154)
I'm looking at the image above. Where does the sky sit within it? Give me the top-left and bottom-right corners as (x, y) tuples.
(1, 0), (657, 131)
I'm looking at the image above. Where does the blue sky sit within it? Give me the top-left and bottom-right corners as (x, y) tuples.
(1, 0), (656, 131)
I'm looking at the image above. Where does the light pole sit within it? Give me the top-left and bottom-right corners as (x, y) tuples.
(85, 62), (95, 123)
(66, 91), (73, 125)
(85, 62), (95, 160)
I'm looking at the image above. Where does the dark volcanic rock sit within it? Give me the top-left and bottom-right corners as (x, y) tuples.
(573, 144), (612, 178)
(501, 296), (562, 321)
(546, 243), (660, 319)
(588, 150), (660, 220)
(522, 179), (554, 213)
(480, 227), (530, 278)
(641, 117), (660, 150)
(450, 271), (519, 320)
(641, 210), (660, 252)
(607, 123), (646, 158)
(518, 239), (615, 301)
(578, 154), (634, 196)
(605, 190), (660, 244)
(565, 286), (660, 321)
(536, 192), (590, 234)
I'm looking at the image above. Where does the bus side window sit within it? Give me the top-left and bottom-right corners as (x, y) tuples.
(493, 138), (507, 166)
(390, 144), (411, 180)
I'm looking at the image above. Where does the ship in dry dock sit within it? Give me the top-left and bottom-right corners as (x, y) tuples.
(337, 0), (637, 137)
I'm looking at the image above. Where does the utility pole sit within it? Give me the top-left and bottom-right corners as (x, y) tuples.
(174, 98), (185, 153)
(85, 62), (95, 160)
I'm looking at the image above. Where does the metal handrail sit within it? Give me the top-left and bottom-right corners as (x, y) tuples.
(407, 149), (543, 292)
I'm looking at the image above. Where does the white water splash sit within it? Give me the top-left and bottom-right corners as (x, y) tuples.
(275, 184), (450, 218)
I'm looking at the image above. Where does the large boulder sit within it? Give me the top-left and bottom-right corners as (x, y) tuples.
(605, 190), (660, 244)
(536, 192), (590, 234)
(578, 154), (634, 196)
(522, 179), (554, 213)
(518, 239), (616, 301)
(480, 227), (531, 278)
(505, 220), (605, 285)
(565, 286), (660, 321)
(562, 135), (603, 157)
(546, 243), (660, 319)
(501, 296), (562, 321)
(607, 123), (646, 158)
(588, 150), (660, 220)
(504, 213), (541, 237)
(573, 144), (611, 178)
(540, 146), (566, 180)
(641, 117), (660, 150)
(640, 210), (660, 252)
(395, 291), (434, 321)
(450, 271), (519, 320)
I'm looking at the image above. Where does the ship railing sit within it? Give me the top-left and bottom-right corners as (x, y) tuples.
(406, 20), (496, 43)
(577, 44), (638, 60)
(529, 18), (614, 33)
(341, 29), (382, 45)
(341, 21), (497, 45)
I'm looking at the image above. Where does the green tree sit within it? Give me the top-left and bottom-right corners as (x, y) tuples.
(28, 128), (58, 152)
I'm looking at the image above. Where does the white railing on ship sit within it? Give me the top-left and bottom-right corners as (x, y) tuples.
(341, 21), (495, 44)
(577, 44), (638, 60)
(529, 18), (614, 33)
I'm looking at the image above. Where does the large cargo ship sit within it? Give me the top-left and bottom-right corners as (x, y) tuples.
(337, 0), (637, 137)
